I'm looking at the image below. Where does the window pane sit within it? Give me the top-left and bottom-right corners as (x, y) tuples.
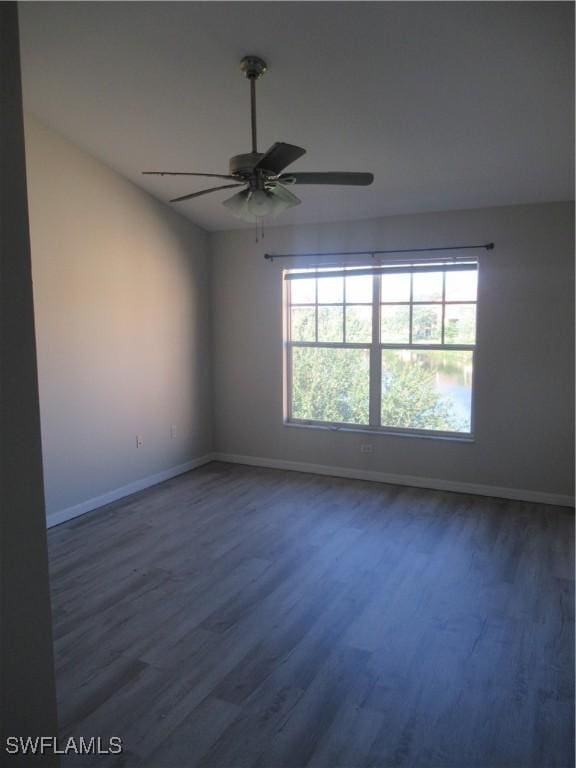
(291, 347), (369, 424)
(291, 307), (315, 341)
(444, 304), (476, 344)
(290, 278), (316, 304)
(345, 275), (372, 303)
(381, 305), (410, 343)
(412, 305), (442, 343)
(317, 276), (343, 304)
(413, 272), (443, 301)
(346, 305), (372, 343)
(445, 270), (477, 301)
(381, 349), (473, 432)
(381, 273), (410, 302)
(318, 306), (343, 342)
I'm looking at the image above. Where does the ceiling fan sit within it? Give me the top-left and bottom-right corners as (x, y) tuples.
(143, 56), (374, 222)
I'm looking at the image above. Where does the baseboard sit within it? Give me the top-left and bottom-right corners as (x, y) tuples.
(46, 451), (574, 528)
(212, 452), (575, 508)
(46, 454), (215, 528)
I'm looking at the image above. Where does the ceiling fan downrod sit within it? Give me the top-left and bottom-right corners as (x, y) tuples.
(240, 56), (267, 155)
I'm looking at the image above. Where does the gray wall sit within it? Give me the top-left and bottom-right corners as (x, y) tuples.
(1, 5), (58, 761)
(24, 116), (213, 522)
(22, 116), (575, 514)
(210, 202), (574, 500)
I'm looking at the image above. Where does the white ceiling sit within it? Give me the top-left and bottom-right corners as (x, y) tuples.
(19, 2), (574, 232)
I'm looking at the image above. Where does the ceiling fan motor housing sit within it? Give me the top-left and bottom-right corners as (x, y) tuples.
(229, 152), (265, 177)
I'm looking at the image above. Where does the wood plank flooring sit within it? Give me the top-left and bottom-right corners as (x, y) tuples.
(47, 462), (575, 768)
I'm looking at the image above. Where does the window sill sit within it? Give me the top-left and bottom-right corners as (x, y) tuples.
(284, 420), (475, 443)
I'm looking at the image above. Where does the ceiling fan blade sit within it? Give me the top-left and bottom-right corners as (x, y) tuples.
(269, 184), (301, 208)
(279, 172), (374, 186)
(170, 183), (243, 203)
(143, 171), (238, 180)
(254, 143), (306, 175)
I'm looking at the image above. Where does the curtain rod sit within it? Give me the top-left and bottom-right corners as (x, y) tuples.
(285, 263), (478, 280)
(264, 242), (494, 261)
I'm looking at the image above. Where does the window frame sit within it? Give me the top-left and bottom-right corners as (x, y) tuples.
(284, 262), (477, 440)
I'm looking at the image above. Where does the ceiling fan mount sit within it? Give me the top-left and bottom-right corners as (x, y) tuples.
(143, 55), (374, 222)
(239, 55), (267, 81)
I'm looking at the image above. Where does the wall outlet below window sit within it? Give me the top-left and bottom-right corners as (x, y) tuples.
(136, 435), (144, 448)
(360, 444), (374, 454)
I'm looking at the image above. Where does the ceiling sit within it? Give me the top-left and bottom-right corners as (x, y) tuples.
(19, 2), (574, 232)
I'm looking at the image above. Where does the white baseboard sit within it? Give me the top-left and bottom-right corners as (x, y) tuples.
(213, 452), (575, 508)
(46, 454), (214, 528)
(46, 451), (573, 529)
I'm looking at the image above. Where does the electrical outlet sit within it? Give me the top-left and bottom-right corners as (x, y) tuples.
(136, 435), (143, 448)
(170, 425), (177, 439)
(360, 444), (374, 454)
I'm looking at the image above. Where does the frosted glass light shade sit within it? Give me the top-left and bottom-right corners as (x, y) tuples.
(222, 185), (301, 222)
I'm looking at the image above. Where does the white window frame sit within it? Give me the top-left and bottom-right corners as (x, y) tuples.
(284, 261), (477, 440)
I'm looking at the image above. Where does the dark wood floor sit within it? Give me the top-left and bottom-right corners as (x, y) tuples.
(48, 462), (574, 768)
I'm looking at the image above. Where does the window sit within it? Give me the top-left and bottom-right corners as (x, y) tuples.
(285, 261), (477, 437)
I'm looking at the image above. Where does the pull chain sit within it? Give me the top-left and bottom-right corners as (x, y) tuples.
(254, 220), (266, 243)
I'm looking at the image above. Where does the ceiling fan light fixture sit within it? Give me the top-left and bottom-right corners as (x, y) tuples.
(268, 183), (301, 211)
(223, 186), (298, 223)
(222, 189), (257, 222)
(247, 188), (276, 217)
